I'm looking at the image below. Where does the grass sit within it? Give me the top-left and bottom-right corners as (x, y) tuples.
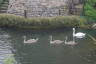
(0, 14), (91, 29)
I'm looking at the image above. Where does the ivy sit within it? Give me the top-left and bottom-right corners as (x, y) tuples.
(84, 0), (96, 20)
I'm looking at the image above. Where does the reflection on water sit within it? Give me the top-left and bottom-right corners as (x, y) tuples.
(0, 28), (96, 64)
(0, 29), (14, 64)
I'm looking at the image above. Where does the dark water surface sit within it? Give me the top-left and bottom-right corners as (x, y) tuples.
(0, 28), (96, 64)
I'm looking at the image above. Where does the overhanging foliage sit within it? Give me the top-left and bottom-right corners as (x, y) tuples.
(84, 0), (96, 20)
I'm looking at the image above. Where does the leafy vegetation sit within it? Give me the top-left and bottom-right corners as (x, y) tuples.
(84, 0), (96, 21)
(3, 54), (16, 64)
(0, 14), (90, 29)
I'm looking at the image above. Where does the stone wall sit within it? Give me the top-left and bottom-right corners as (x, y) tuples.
(7, 0), (83, 17)
(67, 0), (83, 15)
(7, 0), (69, 17)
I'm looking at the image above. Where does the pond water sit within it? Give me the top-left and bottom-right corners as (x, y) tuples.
(0, 28), (96, 64)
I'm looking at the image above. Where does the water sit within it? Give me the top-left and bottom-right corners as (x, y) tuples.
(0, 28), (96, 64)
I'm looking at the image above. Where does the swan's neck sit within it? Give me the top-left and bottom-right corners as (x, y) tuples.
(73, 28), (75, 36)
(36, 38), (38, 41)
(50, 36), (52, 42)
(24, 37), (26, 43)
(73, 28), (76, 41)
(65, 37), (67, 44)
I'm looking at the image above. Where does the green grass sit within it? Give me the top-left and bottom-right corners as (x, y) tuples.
(0, 14), (90, 29)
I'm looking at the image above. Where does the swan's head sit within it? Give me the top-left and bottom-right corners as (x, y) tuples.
(65, 36), (68, 42)
(23, 36), (26, 39)
(73, 28), (75, 31)
(49, 35), (52, 38)
(49, 35), (52, 41)
(65, 36), (68, 40)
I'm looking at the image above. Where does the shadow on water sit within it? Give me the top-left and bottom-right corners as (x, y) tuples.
(0, 27), (96, 64)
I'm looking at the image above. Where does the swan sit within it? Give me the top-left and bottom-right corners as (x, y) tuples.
(23, 36), (38, 43)
(49, 35), (64, 44)
(64, 36), (77, 46)
(73, 28), (86, 38)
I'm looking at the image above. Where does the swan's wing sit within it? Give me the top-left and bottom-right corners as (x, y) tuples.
(75, 32), (85, 36)
(28, 39), (35, 41)
(54, 40), (64, 43)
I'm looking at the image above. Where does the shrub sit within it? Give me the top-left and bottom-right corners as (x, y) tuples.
(0, 14), (89, 29)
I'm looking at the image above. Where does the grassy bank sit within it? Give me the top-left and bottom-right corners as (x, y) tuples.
(0, 14), (91, 29)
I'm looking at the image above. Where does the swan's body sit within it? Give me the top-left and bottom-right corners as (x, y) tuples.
(73, 28), (86, 38)
(23, 36), (38, 43)
(50, 36), (64, 44)
(64, 36), (77, 46)
(73, 32), (86, 38)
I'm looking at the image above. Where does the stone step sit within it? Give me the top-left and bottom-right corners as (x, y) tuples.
(0, 1), (9, 5)
(0, 61), (3, 64)
(0, 10), (7, 13)
(0, 51), (12, 54)
(0, 56), (6, 60)
(9, 13), (24, 16)
(0, 6), (7, 9)
(0, 5), (8, 10)
(0, 10), (7, 11)
(3, 0), (9, 2)
(0, 9), (7, 11)
(0, 8), (8, 10)
(0, 0), (9, 13)
(10, 12), (24, 14)
(1, 4), (8, 7)
(3, 2), (9, 4)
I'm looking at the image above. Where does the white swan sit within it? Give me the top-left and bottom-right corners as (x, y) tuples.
(73, 28), (86, 38)
(50, 35), (64, 44)
(23, 36), (38, 43)
(64, 36), (77, 46)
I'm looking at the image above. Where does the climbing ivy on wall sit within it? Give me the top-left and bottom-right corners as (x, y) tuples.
(0, 0), (3, 4)
(84, 0), (96, 20)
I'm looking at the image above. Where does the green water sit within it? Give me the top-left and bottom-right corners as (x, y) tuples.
(0, 28), (96, 64)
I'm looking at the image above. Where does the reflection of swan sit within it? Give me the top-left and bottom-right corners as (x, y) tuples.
(23, 36), (38, 43)
(73, 28), (86, 38)
(50, 35), (64, 44)
(64, 36), (77, 46)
